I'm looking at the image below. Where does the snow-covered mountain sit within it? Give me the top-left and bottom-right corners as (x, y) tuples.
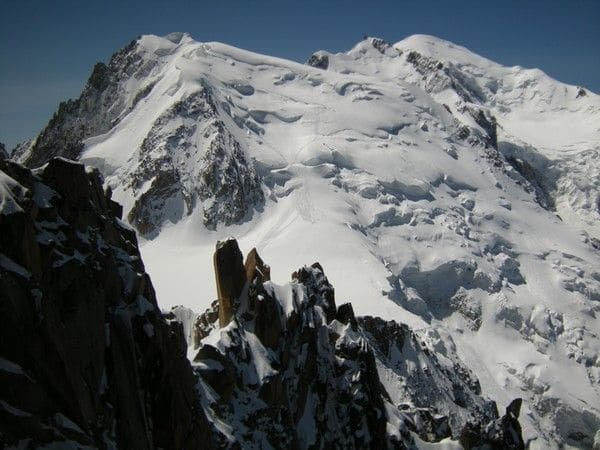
(0, 157), (524, 448)
(12, 32), (600, 448)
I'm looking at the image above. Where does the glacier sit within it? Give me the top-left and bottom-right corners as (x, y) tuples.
(11, 32), (600, 448)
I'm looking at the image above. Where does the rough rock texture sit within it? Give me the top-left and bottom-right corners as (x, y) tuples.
(0, 165), (526, 449)
(405, 50), (484, 104)
(20, 40), (145, 168)
(306, 52), (329, 70)
(213, 239), (246, 327)
(359, 316), (498, 436)
(192, 299), (219, 348)
(0, 143), (7, 160)
(125, 88), (265, 237)
(369, 37), (393, 54)
(459, 398), (525, 449)
(8, 140), (32, 162)
(0, 158), (213, 449)
(17, 35), (265, 237)
(192, 241), (525, 449)
(245, 247), (271, 284)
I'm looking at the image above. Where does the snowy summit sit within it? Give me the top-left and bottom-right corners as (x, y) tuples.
(4, 32), (600, 448)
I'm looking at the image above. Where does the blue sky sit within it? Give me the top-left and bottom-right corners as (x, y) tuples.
(1, 0), (599, 149)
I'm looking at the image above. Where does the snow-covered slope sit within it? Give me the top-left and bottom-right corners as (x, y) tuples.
(17, 32), (600, 448)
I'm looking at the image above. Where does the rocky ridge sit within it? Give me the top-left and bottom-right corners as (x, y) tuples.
(6, 32), (600, 448)
(15, 33), (264, 237)
(0, 157), (525, 448)
(191, 238), (525, 449)
(123, 87), (264, 237)
(0, 157), (213, 448)
(19, 39), (144, 167)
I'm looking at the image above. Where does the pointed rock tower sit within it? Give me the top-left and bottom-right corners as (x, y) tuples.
(213, 239), (246, 327)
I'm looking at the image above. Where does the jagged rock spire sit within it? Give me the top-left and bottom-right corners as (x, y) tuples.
(245, 247), (270, 283)
(213, 238), (246, 327)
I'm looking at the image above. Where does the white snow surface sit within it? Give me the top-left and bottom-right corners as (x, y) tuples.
(71, 33), (599, 447)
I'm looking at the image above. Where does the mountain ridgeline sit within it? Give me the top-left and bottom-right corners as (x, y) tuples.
(5, 32), (600, 448)
(0, 158), (525, 448)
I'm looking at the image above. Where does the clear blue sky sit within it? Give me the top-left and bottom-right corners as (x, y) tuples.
(1, 0), (599, 149)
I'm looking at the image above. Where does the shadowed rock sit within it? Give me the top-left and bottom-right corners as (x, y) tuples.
(193, 244), (526, 448)
(336, 302), (358, 330)
(0, 157), (215, 449)
(306, 53), (329, 70)
(459, 398), (524, 449)
(245, 247), (271, 283)
(213, 238), (246, 327)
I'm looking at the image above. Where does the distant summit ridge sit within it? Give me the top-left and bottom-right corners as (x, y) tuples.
(9, 32), (600, 448)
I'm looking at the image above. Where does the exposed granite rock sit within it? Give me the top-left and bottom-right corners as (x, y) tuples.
(359, 315), (500, 438)
(458, 104), (497, 149)
(459, 398), (524, 449)
(306, 52), (329, 70)
(213, 239), (246, 327)
(336, 302), (358, 330)
(406, 50), (485, 104)
(8, 139), (32, 162)
(0, 162), (526, 449)
(192, 299), (219, 348)
(292, 262), (336, 322)
(21, 40), (144, 168)
(0, 157), (214, 449)
(370, 37), (393, 54)
(198, 120), (264, 230)
(244, 247), (270, 284)
(126, 88), (265, 237)
(192, 241), (525, 449)
(194, 255), (395, 448)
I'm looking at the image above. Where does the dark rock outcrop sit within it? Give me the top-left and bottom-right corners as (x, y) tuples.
(0, 160), (526, 449)
(459, 398), (524, 449)
(0, 142), (7, 160)
(405, 50), (485, 104)
(194, 254), (395, 449)
(0, 157), (214, 449)
(192, 242), (526, 449)
(245, 247), (271, 283)
(192, 299), (219, 348)
(370, 37), (393, 54)
(21, 40), (144, 168)
(213, 238), (246, 327)
(307, 52), (329, 70)
(20, 37), (265, 238)
(125, 88), (265, 237)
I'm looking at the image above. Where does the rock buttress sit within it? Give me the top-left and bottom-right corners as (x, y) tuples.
(0, 157), (215, 449)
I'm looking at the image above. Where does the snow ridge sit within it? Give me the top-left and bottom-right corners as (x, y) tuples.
(16, 32), (600, 448)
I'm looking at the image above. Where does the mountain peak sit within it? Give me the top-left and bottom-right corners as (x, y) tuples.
(7, 32), (600, 448)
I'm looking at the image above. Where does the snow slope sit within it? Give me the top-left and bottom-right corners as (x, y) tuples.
(18, 33), (600, 448)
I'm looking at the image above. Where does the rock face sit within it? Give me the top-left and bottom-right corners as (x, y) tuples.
(125, 88), (265, 237)
(459, 399), (525, 449)
(12, 33), (600, 448)
(0, 158), (213, 449)
(306, 52), (329, 69)
(0, 162), (525, 449)
(244, 247), (271, 283)
(0, 143), (7, 160)
(20, 40), (144, 167)
(193, 240), (525, 449)
(14, 37), (265, 239)
(213, 238), (246, 327)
